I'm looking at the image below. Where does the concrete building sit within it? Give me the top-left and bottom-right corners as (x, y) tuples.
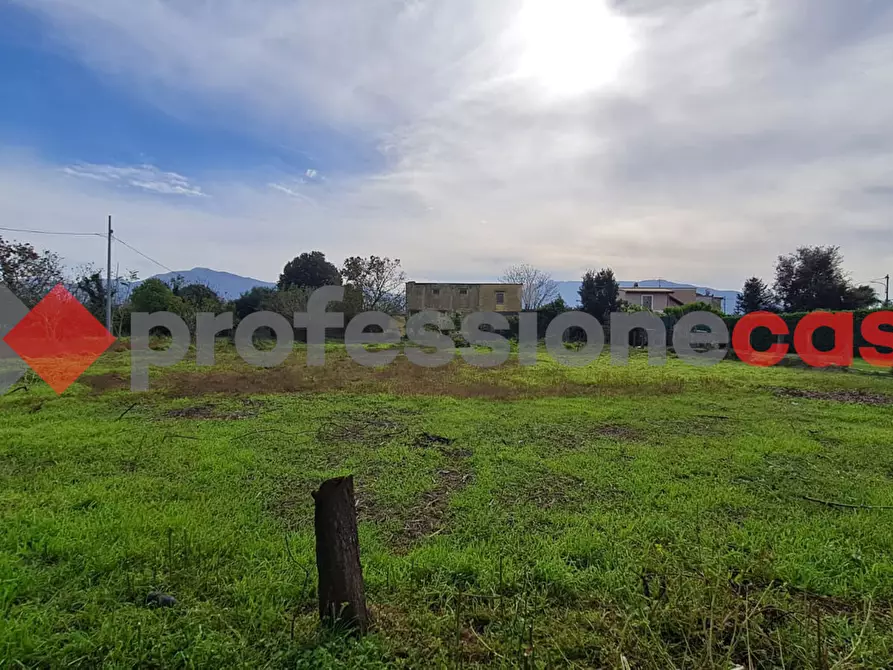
(619, 285), (724, 313)
(405, 282), (523, 314)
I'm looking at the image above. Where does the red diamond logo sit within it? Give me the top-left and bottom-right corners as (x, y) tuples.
(3, 284), (116, 394)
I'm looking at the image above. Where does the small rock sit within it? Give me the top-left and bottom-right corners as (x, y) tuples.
(145, 592), (178, 608)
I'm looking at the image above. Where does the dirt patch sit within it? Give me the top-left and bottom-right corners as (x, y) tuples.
(413, 432), (454, 448)
(268, 486), (314, 532)
(412, 433), (472, 459)
(316, 410), (406, 446)
(503, 421), (642, 452)
(498, 470), (626, 510)
(146, 354), (687, 400)
(163, 399), (264, 420)
(773, 387), (893, 405)
(80, 372), (130, 393)
(399, 462), (473, 544)
(592, 424), (642, 441)
(357, 433), (473, 548)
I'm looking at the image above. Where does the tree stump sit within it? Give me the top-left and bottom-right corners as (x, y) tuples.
(312, 476), (368, 634)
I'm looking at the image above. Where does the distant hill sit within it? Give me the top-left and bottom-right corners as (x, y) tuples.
(555, 280), (741, 314)
(149, 268), (275, 300)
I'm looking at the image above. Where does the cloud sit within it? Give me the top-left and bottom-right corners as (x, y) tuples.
(7, 0), (893, 288)
(268, 182), (318, 205)
(62, 163), (206, 197)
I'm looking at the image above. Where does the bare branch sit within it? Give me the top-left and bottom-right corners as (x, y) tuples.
(499, 264), (559, 310)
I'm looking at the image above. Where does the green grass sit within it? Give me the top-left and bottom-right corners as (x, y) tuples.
(2, 345), (893, 668)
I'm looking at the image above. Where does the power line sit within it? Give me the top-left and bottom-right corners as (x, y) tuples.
(112, 235), (175, 273)
(0, 223), (175, 274)
(0, 225), (104, 238)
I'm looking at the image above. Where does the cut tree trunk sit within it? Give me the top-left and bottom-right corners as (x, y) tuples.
(312, 475), (368, 634)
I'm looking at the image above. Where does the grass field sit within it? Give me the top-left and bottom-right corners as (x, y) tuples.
(2, 343), (893, 668)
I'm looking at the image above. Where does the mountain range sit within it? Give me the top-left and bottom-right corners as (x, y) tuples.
(150, 268), (275, 300)
(148, 268), (741, 312)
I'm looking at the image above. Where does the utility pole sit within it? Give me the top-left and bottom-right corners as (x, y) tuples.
(105, 215), (113, 332)
(884, 274), (890, 307)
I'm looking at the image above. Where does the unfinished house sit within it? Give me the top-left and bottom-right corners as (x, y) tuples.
(405, 282), (523, 314)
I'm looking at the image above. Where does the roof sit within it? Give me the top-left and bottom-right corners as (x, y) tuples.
(621, 287), (676, 293)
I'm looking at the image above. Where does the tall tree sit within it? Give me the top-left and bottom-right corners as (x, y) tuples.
(279, 251), (342, 291)
(234, 286), (277, 320)
(177, 283), (224, 312)
(774, 246), (875, 311)
(269, 287), (310, 319)
(499, 264), (559, 310)
(841, 284), (879, 310)
(71, 266), (139, 335)
(736, 277), (775, 314)
(130, 278), (176, 313)
(0, 236), (64, 307)
(72, 266), (108, 320)
(579, 268), (619, 323)
(341, 256), (406, 313)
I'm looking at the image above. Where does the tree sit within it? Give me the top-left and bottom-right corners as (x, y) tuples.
(71, 264), (141, 322)
(774, 246), (874, 312)
(69, 265), (139, 335)
(341, 256), (406, 313)
(539, 296), (569, 318)
(499, 264), (559, 310)
(70, 266), (106, 320)
(579, 268), (619, 323)
(535, 296), (570, 337)
(130, 278), (176, 313)
(268, 287), (310, 319)
(0, 236), (64, 307)
(234, 286), (276, 320)
(842, 284), (879, 310)
(177, 283), (224, 312)
(736, 277), (775, 314)
(279, 251), (342, 291)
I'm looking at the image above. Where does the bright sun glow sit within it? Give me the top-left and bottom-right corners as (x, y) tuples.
(514, 0), (635, 97)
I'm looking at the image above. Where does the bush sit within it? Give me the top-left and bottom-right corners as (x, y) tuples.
(721, 308), (892, 358)
(664, 301), (725, 318)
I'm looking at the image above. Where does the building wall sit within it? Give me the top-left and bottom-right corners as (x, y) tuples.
(672, 289), (724, 310)
(477, 284), (522, 312)
(405, 283), (478, 312)
(620, 289), (724, 312)
(405, 282), (522, 313)
(620, 291), (671, 311)
(670, 288), (699, 305)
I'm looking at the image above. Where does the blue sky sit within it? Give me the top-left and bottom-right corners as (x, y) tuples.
(0, 4), (380, 179)
(1, 0), (891, 290)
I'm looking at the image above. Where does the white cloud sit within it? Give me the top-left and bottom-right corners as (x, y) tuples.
(62, 163), (206, 197)
(7, 0), (893, 289)
(268, 182), (318, 205)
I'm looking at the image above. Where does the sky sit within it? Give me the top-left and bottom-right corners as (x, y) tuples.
(0, 0), (891, 290)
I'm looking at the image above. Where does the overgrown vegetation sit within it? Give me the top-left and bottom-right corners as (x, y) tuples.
(2, 345), (892, 668)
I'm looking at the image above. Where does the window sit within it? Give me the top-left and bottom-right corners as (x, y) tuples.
(432, 288), (440, 296)
(459, 289), (468, 296)
(495, 291), (505, 305)
(641, 295), (654, 310)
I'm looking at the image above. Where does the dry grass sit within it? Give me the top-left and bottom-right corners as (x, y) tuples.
(81, 349), (694, 401)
